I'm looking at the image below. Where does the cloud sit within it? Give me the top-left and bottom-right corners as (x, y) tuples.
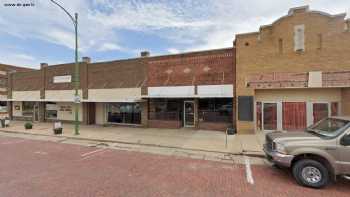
(0, 0), (349, 66)
(0, 51), (38, 68)
(167, 48), (180, 54)
(97, 43), (123, 52)
(12, 53), (36, 61)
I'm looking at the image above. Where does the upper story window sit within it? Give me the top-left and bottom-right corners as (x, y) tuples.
(294, 24), (305, 52)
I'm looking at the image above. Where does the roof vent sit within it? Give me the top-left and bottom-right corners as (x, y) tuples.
(140, 51), (150, 57)
(82, 57), (91, 63)
(40, 63), (48, 69)
(288, 6), (309, 15)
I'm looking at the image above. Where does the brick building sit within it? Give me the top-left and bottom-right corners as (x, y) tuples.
(0, 63), (34, 118)
(144, 48), (235, 131)
(8, 57), (148, 126)
(4, 6), (350, 134)
(7, 48), (235, 131)
(235, 6), (350, 134)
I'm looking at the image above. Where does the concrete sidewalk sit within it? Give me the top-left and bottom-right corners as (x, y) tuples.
(0, 121), (265, 156)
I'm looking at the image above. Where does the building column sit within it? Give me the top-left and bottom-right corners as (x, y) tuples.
(194, 98), (199, 129)
(141, 101), (148, 127)
(39, 102), (45, 122)
(7, 101), (12, 120)
(82, 102), (88, 125)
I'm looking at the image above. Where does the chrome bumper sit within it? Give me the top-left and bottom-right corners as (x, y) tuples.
(263, 145), (294, 167)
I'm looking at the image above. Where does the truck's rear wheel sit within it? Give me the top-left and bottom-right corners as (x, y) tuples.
(292, 159), (330, 188)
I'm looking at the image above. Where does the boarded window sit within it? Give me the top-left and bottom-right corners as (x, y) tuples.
(282, 102), (307, 131)
(294, 25), (305, 52)
(238, 96), (253, 121)
(313, 103), (329, 123)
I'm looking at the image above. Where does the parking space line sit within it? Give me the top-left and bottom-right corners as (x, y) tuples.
(34, 151), (48, 155)
(81, 148), (106, 157)
(80, 149), (111, 161)
(244, 156), (255, 185)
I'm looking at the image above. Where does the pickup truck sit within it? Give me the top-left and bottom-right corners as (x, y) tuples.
(264, 116), (350, 188)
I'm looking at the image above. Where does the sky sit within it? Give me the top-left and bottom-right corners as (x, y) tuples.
(0, 0), (349, 69)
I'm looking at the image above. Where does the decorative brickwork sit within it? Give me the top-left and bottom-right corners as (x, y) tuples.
(147, 48), (235, 87)
(236, 6), (350, 134)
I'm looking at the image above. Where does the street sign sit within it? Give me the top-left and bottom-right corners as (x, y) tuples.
(74, 95), (81, 103)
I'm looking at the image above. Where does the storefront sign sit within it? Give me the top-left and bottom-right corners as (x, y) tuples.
(53, 75), (72, 83)
(46, 104), (58, 111)
(59, 105), (72, 112)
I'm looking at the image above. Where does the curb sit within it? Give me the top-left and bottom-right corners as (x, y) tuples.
(0, 129), (265, 158)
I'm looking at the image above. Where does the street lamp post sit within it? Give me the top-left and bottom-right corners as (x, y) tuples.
(50, 0), (80, 135)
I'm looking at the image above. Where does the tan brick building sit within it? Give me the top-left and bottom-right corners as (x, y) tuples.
(235, 6), (350, 134)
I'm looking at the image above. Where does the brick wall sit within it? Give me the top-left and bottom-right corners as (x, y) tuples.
(147, 48), (235, 87)
(235, 6), (350, 134)
(87, 58), (147, 89)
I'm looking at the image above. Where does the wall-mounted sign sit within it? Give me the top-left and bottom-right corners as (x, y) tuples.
(53, 75), (72, 83)
(59, 105), (72, 112)
(74, 95), (81, 104)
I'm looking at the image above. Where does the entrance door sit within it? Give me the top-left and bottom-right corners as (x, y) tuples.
(263, 103), (278, 131)
(184, 101), (195, 127)
(88, 103), (96, 125)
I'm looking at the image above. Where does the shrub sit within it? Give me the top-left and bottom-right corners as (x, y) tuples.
(24, 122), (33, 130)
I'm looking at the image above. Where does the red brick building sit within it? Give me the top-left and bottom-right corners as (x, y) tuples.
(144, 48), (235, 131)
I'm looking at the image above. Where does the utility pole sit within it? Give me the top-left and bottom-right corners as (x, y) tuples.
(50, 0), (80, 135)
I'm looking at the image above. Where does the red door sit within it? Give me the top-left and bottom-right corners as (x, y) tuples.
(282, 102), (306, 131)
(263, 103), (277, 130)
(313, 103), (329, 123)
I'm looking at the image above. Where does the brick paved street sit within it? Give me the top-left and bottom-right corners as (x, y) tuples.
(0, 136), (349, 197)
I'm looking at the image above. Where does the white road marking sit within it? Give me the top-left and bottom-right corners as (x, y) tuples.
(244, 156), (255, 185)
(79, 149), (110, 161)
(81, 148), (106, 157)
(34, 151), (48, 155)
(1, 139), (26, 145)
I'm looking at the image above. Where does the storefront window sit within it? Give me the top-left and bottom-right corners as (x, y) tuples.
(149, 99), (181, 121)
(0, 101), (7, 113)
(198, 98), (233, 123)
(46, 102), (58, 119)
(22, 102), (35, 117)
(106, 103), (141, 124)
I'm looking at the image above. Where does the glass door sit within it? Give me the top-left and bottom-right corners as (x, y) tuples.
(184, 101), (195, 127)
